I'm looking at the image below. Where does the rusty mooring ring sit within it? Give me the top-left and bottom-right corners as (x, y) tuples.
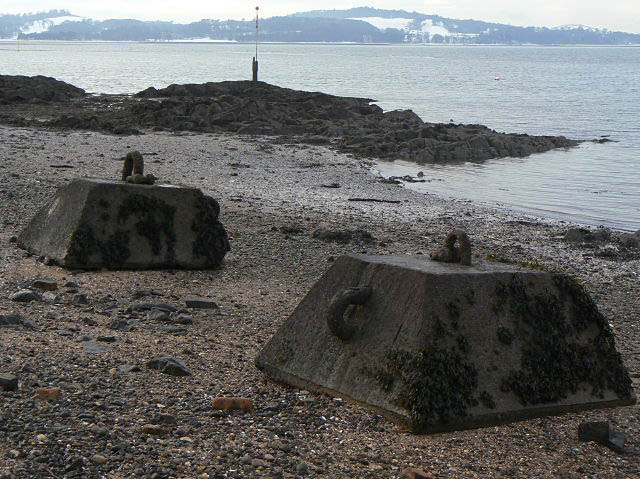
(430, 230), (472, 266)
(326, 287), (372, 341)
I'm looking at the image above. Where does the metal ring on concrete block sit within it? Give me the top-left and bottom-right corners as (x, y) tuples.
(430, 229), (472, 266)
(326, 287), (372, 341)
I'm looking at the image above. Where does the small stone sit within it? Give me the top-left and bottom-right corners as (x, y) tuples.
(91, 454), (108, 464)
(43, 292), (59, 302)
(72, 293), (89, 305)
(9, 236), (17, 243)
(400, 467), (432, 479)
(110, 317), (139, 331)
(146, 356), (192, 376)
(117, 364), (141, 374)
(82, 341), (112, 354)
(0, 313), (21, 328)
(126, 302), (178, 313)
(578, 421), (626, 453)
(212, 397), (254, 413)
(10, 289), (40, 303)
(264, 454), (275, 462)
(179, 436), (194, 443)
(0, 373), (18, 391)
(176, 314), (193, 325)
(64, 281), (79, 288)
(148, 308), (171, 322)
(31, 279), (58, 291)
(295, 462), (308, 474)
(36, 387), (62, 400)
(252, 458), (267, 468)
(618, 233), (639, 248)
(6, 449), (21, 459)
(21, 319), (41, 331)
(89, 425), (109, 436)
(36, 434), (48, 442)
(96, 335), (117, 343)
(142, 424), (166, 435)
(185, 297), (219, 309)
(153, 413), (177, 425)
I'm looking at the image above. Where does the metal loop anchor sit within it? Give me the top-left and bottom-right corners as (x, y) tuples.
(430, 230), (472, 266)
(326, 287), (372, 341)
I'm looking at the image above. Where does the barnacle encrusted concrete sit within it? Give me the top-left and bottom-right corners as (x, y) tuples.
(255, 254), (635, 433)
(18, 177), (229, 269)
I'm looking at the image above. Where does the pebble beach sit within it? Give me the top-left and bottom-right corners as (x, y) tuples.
(0, 122), (639, 479)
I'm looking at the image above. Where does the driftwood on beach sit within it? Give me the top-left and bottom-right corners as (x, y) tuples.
(0, 75), (579, 165)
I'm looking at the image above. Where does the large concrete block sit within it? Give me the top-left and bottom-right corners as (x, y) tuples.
(256, 254), (635, 433)
(18, 178), (229, 269)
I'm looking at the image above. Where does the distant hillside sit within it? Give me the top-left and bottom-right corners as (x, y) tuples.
(1, 7), (639, 44)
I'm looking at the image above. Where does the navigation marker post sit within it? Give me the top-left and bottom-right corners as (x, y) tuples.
(252, 6), (259, 82)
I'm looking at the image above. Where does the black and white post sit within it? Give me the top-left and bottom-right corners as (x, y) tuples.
(252, 6), (259, 82)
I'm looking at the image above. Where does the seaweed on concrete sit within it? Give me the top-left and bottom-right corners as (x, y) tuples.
(191, 195), (230, 267)
(376, 347), (479, 432)
(118, 194), (176, 262)
(496, 274), (633, 405)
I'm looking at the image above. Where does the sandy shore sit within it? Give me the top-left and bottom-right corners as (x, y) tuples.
(1, 125), (638, 479)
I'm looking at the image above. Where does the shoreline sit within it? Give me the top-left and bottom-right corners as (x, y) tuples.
(0, 124), (638, 478)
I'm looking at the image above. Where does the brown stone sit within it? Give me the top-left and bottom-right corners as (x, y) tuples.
(212, 397), (254, 413)
(400, 468), (432, 479)
(36, 387), (62, 400)
(141, 424), (166, 435)
(31, 279), (58, 291)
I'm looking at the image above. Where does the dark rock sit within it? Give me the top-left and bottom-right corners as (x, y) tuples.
(175, 314), (193, 325)
(127, 302), (179, 313)
(72, 293), (89, 305)
(152, 413), (177, 425)
(109, 317), (139, 331)
(21, 319), (41, 331)
(312, 228), (375, 245)
(31, 279), (58, 291)
(146, 356), (192, 376)
(0, 373), (18, 391)
(0, 75), (86, 103)
(2, 78), (579, 165)
(96, 335), (117, 343)
(618, 233), (639, 249)
(117, 364), (141, 374)
(148, 308), (171, 322)
(564, 228), (592, 242)
(9, 236), (17, 243)
(578, 421), (626, 453)
(82, 341), (112, 354)
(0, 313), (21, 328)
(10, 289), (40, 303)
(279, 225), (304, 235)
(400, 468), (431, 479)
(184, 297), (219, 309)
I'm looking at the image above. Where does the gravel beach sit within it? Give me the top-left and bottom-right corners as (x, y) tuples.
(1, 124), (639, 479)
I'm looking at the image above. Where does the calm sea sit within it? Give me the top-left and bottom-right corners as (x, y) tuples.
(2, 41), (639, 231)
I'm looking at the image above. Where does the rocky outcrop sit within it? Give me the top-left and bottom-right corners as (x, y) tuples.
(0, 76), (579, 164)
(0, 75), (86, 104)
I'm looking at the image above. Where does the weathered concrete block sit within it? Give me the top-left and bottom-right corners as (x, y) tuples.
(256, 254), (635, 433)
(18, 178), (229, 269)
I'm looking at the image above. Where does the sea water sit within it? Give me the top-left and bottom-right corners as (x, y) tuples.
(2, 41), (638, 230)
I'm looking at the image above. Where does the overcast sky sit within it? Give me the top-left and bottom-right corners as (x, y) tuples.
(4, 1), (640, 33)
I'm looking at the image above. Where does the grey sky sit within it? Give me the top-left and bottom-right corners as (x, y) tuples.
(4, 1), (640, 33)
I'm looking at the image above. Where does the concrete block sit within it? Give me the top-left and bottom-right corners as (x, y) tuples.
(256, 254), (635, 433)
(18, 178), (229, 269)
